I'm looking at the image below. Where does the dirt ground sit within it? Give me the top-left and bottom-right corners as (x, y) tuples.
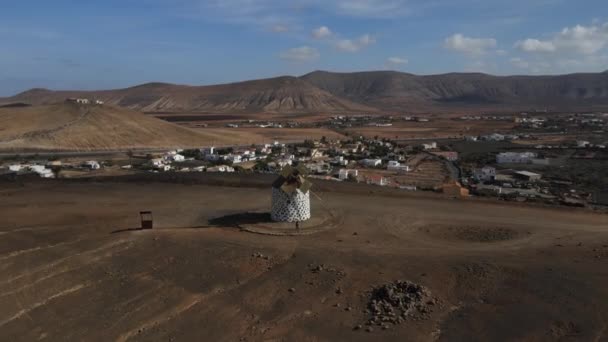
(1, 177), (608, 341)
(345, 119), (515, 141)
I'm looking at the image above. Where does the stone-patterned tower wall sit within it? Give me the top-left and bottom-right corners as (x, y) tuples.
(271, 187), (311, 222)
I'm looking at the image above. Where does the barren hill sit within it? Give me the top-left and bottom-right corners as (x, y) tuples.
(5, 77), (374, 114)
(301, 70), (608, 112)
(0, 103), (261, 150)
(3, 70), (608, 113)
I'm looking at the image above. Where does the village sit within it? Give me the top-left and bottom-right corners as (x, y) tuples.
(2, 114), (607, 209)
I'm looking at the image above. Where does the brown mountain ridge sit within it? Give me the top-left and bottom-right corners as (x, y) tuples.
(3, 70), (608, 113)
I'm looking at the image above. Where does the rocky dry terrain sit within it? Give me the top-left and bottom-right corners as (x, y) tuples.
(3, 70), (608, 114)
(0, 103), (264, 150)
(0, 175), (607, 341)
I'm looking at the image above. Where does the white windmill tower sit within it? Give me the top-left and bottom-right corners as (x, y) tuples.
(271, 164), (312, 223)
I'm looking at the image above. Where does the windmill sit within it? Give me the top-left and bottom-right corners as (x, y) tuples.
(271, 164), (312, 223)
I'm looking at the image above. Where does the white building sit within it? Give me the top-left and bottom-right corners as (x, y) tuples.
(387, 161), (411, 172)
(276, 158), (293, 168)
(422, 142), (437, 150)
(496, 152), (538, 164)
(165, 152), (185, 162)
(150, 158), (165, 167)
(224, 154), (242, 164)
(8, 164), (23, 172)
(28, 165), (54, 178)
(207, 165), (235, 172)
(361, 158), (382, 167)
(473, 166), (496, 181)
(83, 161), (101, 170)
(577, 140), (591, 148)
(338, 169), (358, 180)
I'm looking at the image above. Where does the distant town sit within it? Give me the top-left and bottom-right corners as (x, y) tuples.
(2, 108), (607, 209)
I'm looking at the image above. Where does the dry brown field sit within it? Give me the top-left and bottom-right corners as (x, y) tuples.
(1, 175), (607, 341)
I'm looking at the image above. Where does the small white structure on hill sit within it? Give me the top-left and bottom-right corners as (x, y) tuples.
(67, 98), (90, 104)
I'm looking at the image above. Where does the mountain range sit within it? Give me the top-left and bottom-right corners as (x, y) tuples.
(3, 70), (608, 114)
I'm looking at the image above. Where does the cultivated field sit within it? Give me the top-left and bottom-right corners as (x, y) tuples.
(1, 175), (607, 341)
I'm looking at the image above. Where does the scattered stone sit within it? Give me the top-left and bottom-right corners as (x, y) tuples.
(363, 280), (435, 327)
(353, 232), (358, 236)
(345, 306), (352, 312)
(288, 287), (295, 293)
(366, 327), (373, 333)
(354, 324), (362, 330)
(336, 287), (343, 294)
(334, 303), (341, 308)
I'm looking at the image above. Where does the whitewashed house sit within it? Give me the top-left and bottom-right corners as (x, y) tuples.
(422, 142), (437, 150)
(150, 158), (164, 167)
(224, 154), (242, 164)
(338, 169), (358, 180)
(29, 165), (54, 178)
(207, 165), (234, 172)
(165, 152), (185, 162)
(361, 158), (382, 167)
(8, 164), (23, 172)
(83, 161), (101, 170)
(387, 161), (410, 172)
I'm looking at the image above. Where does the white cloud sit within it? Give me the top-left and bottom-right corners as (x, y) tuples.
(443, 34), (497, 55)
(279, 46), (320, 62)
(516, 22), (608, 55)
(312, 26), (332, 39)
(335, 34), (376, 52)
(387, 57), (408, 65)
(515, 39), (556, 53)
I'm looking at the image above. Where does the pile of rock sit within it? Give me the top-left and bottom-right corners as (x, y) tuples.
(364, 280), (435, 329)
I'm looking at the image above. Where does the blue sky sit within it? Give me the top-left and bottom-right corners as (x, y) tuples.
(1, 0), (607, 95)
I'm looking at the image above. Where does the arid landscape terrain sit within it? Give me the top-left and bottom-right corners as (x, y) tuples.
(3, 70), (608, 114)
(1, 175), (607, 341)
(4, 1), (608, 340)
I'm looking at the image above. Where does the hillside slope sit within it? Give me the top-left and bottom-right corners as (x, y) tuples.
(4, 70), (608, 113)
(0, 103), (260, 150)
(301, 70), (608, 111)
(5, 77), (375, 113)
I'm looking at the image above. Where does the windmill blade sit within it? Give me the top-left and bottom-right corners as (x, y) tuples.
(296, 164), (308, 175)
(299, 180), (312, 193)
(281, 165), (294, 177)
